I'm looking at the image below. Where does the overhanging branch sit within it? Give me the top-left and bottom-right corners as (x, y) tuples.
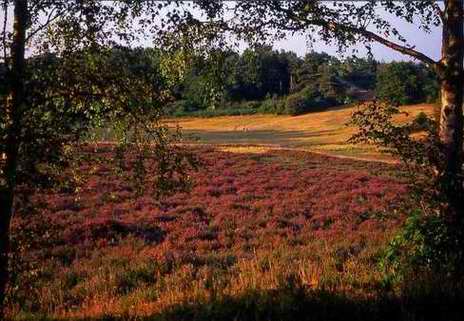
(342, 24), (438, 67)
(265, 2), (439, 68)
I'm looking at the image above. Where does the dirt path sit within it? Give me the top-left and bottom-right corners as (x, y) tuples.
(189, 143), (399, 165)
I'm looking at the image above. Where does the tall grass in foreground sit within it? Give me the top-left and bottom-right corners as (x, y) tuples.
(7, 147), (463, 321)
(11, 239), (464, 321)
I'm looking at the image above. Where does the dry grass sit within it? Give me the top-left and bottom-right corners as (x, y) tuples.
(169, 104), (436, 161)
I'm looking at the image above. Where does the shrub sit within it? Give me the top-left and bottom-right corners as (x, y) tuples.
(166, 100), (189, 114)
(240, 100), (262, 110)
(376, 62), (438, 105)
(285, 86), (336, 116)
(285, 92), (310, 116)
(410, 112), (433, 132)
(380, 209), (464, 280)
(170, 107), (258, 118)
(259, 95), (285, 114)
(351, 100), (464, 281)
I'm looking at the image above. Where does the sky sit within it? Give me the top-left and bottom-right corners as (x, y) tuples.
(273, 18), (441, 62)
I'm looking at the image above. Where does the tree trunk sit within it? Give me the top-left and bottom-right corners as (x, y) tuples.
(438, 0), (464, 219)
(0, 190), (13, 318)
(0, 0), (28, 316)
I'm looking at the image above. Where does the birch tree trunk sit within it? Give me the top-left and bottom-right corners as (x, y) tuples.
(438, 0), (464, 219)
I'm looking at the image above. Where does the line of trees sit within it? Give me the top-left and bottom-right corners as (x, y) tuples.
(164, 45), (438, 116)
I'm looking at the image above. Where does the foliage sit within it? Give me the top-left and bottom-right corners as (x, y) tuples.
(350, 102), (439, 167)
(224, 46), (291, 101)
(259, 95), (286, 114)
(411, 112), (432, 132)
(182, 73), (214, 111)
(381, 209), (464, 280)
(339, 57), (377, 90)
(350, 100), (464, 278)
(0, 0), (241, 205)
(285, 92), (311, 116)
(227, 1), (440, 56)
(285, 86), (333, 116)
(376, 62), (438, 105)
(1, 45), (196, 199)
(164, 46), (437, 117)
(0, 2), (220, 313)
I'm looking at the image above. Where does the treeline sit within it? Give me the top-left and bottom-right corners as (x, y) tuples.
(167, 45), (439, 117)
(1, 45), (439, 119)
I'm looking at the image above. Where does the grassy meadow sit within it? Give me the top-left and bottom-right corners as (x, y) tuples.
(170, 104), (436, 161)
(8, 103), (462, 321)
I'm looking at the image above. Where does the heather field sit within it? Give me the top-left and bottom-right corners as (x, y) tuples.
(8, 103), (463, 321)
(8, 144), (462, 321)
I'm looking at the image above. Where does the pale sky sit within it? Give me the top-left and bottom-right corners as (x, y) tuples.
(273, 18), (441, 62)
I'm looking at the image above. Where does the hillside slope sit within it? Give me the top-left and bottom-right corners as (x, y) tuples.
(170, 104), (435, 161)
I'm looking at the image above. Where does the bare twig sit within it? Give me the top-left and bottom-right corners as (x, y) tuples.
(432, 1), (445, 23)
(26, 7), (65, 42)
(2, 0), (8, 63)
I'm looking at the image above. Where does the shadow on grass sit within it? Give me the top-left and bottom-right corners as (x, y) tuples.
(20, 285), (464, 321)
(181, 129), (342, 147)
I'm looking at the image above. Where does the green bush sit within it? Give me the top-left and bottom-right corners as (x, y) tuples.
(166, 100), (196, 115)
(240, 100), (262, 110)
(285, 93), (310, 116)
(376, 62), (438, 105)
(259, 95), (285, 114)
(380, 209), (464, 281)
(410, 112), (433, 132)
(285, 86), (335, 116)
(170, 107), (258, 118)
(168, 88), (336, 118)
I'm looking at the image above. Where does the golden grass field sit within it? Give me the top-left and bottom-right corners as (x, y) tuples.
(169, 103), (436, 161)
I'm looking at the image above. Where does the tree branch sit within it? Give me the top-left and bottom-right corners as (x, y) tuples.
(267, 2), (438, 68)
(2, 0), (8, 63)
(432, 1), (444, 22)
(26, 7), (65, 42)
(337, 23), (438, 67)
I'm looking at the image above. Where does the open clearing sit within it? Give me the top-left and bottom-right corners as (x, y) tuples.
(10, 104), (459, 321)
(170, 104), (435, 161)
